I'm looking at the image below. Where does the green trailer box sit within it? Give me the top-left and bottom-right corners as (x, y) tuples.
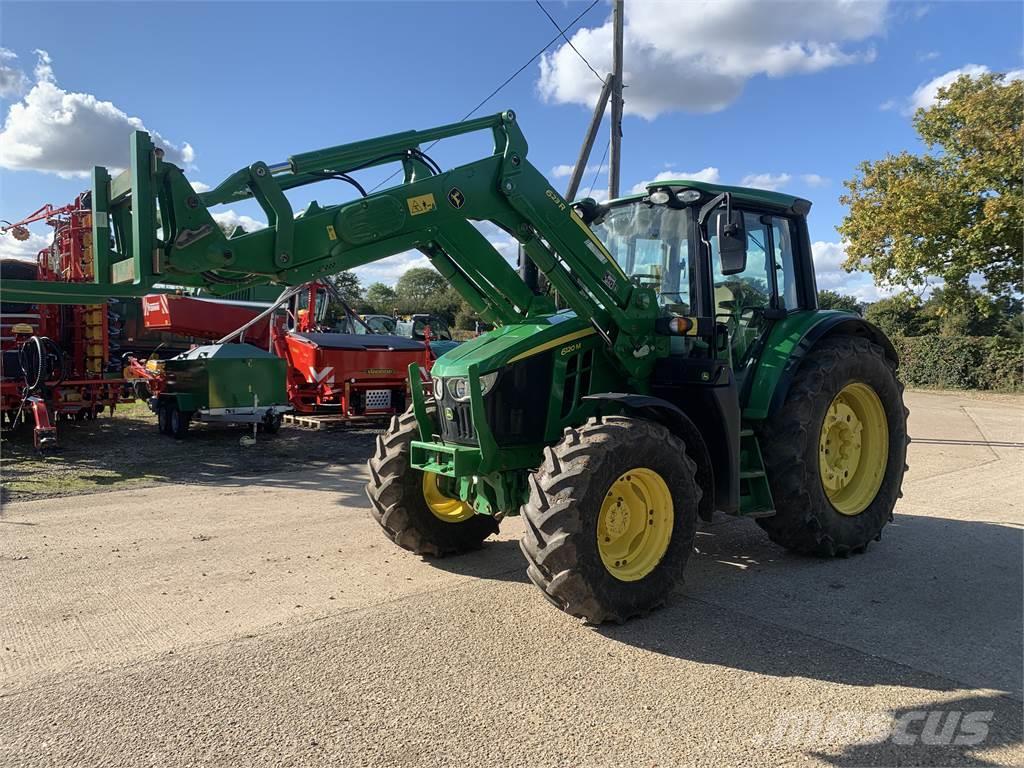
(163, 343), (287, 410)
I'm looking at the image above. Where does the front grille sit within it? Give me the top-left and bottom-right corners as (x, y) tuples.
(435, 353), (553, 447)
(439, 400), (476, 444)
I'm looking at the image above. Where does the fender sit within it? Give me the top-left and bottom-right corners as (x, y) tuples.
(583, 393), (717, 521)
(743, 310), (898, 421)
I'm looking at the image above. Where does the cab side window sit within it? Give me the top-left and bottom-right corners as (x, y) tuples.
(710, 210), (800, 368)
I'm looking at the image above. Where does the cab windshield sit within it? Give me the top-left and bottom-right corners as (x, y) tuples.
(591, 203), (693, 314)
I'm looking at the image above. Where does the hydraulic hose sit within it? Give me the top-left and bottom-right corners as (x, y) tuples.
(17, 335), (65, 392)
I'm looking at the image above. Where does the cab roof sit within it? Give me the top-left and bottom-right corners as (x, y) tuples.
(603, 178), (812, 216)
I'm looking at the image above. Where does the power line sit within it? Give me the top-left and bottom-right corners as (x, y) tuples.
(534, 0), (604, 83)
(369, 0), (601, 192)
(586, 139), (610, 198)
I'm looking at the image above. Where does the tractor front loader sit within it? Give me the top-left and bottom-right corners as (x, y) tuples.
(1, 111), (908, 622)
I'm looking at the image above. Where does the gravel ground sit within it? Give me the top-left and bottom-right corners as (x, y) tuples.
(0, 403), (379, 503)
(0, 390), (1021, 767)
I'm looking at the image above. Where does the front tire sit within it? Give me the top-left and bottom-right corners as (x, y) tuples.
(366, 407), (499, 556)
(757, 335), (908, 556)
(520, 416), (701, 624)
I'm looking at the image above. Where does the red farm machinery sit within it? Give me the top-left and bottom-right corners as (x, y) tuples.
(133, 281), (437, 425)
(1, 196), (133, 448)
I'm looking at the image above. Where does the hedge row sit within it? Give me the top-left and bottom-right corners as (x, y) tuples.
(891, 335), (1023, 391)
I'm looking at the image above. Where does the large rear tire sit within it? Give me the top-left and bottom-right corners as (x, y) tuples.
(520, 416), (701, 624)
(757, 335), (908, 556)
(366, 407), (499, 556)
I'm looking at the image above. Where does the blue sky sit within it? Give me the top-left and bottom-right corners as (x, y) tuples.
(1, 0), (1021, 298)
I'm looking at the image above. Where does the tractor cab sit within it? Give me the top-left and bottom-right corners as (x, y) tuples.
(589, 181), (817, 385)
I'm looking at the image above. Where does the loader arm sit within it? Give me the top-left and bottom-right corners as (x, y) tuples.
(1, 111), (659, 380)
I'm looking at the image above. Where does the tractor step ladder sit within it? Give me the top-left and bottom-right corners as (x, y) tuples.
(738, 428), (775, 517)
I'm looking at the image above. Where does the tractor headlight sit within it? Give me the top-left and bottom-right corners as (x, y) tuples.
(447, 371), (498, 402)
(449, 377), (469, 401)
(478, 371), (498, 397)
(431, 376), (442, 400)
(648, 189), (671, 205)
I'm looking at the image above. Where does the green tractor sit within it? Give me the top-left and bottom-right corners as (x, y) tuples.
(1, 112), (907, 623)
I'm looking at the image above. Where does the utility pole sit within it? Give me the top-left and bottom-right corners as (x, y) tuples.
(564, 74), (613, 202)
(608, 0), (624, 199)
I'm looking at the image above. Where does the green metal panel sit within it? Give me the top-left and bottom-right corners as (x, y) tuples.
(741, 310), (846, 421)
(163, 344), (287, 411)
(91, 166), (112, 284)
(129, 131), (157, 285)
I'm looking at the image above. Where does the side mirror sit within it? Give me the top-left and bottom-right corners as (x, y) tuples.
(718, 209), (748, 276)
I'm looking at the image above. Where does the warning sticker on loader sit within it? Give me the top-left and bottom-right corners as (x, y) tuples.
(406, 193), (436, 216)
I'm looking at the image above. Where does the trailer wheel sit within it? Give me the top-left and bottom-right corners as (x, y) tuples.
(520, 416), (701, 624)
(157, 405), (171, 435)
(260, 412), (282, 434)
(757, 335), (908, 556)
(169, 405), (190, 439)
(366, 407), (499, 556)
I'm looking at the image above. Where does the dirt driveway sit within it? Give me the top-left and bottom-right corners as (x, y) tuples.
(1, 391), (1021, 767)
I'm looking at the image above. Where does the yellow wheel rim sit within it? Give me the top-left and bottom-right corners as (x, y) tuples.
(819, 382), (889, 516)
(422, 473), (475, 523)
(597, 468), (674, 582)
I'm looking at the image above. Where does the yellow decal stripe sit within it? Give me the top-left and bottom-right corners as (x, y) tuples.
(508, 328), (596, 364)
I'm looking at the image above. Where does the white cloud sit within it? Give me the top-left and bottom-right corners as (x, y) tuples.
(917, 50), (940, 62)
(550, 162), (603, 180)
(0, 48), (30, 99)
(740, 172), (792, 191)
(800, 173), (829, 187)
(351, 223), (520, 287)
(907, 64), (1024, 113)
(211, 209), (267, 234)
(878, 98), (898, 111)
(190, 181), (211, 193)
(0, 228), (51, 260)
(472, 221), (520, 266)
(0, 50), (194, 178)
(811, 240), (897, 302)
(631, 167), (720, 193)
(352, 250), (433, 286)
(537, 0), (886, 118)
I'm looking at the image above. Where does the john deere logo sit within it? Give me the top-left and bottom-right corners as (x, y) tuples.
(444, 407), (454, 421)
(447, 187), (465, 209)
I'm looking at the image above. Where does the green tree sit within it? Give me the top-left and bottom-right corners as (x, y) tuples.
(327, 271), (363, 304)
(863, 295), (926, 338)
(817, 290), (861, 314)
(365, 282), (399, 314)
(839, 72), (1023, 312)
(394, 268), (449, 313)
(918, 286), (1023, 337)
(322, 271), (365, 325)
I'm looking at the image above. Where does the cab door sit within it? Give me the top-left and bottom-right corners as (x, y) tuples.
(710, 210), (800, 383)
